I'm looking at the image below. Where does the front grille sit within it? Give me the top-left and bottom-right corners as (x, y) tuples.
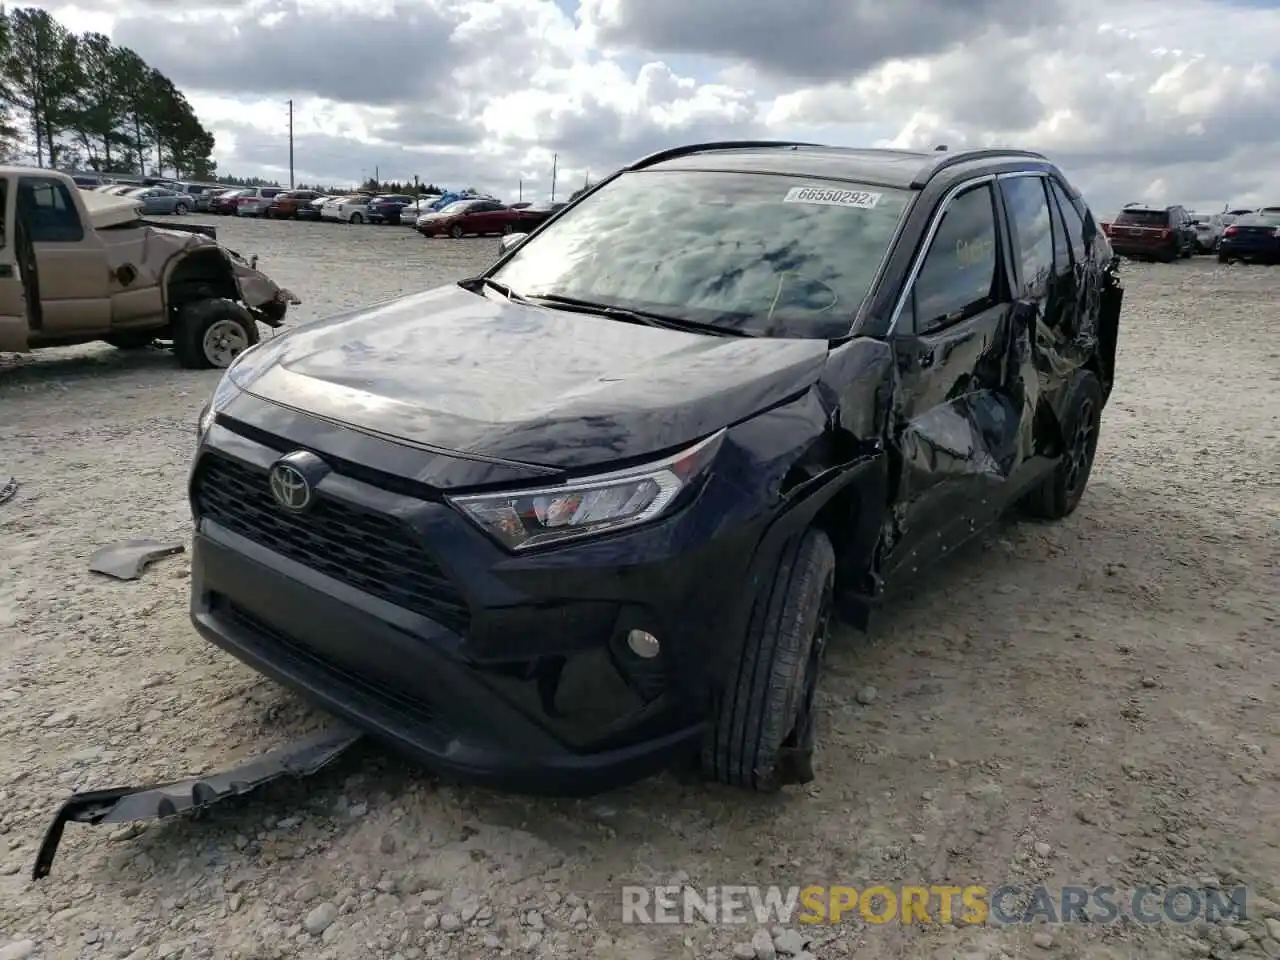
(194, 454), (470, 633)
(217, 597), (440, 727)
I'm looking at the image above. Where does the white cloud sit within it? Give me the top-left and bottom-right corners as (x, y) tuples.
(18, 0), (1280, 212)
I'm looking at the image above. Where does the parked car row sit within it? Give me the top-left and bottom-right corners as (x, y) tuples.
(1100, 202), (1280, 263)
(201, 186), (570, 238)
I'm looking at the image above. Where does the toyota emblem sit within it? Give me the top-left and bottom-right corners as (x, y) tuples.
(268, 463), (312, 511)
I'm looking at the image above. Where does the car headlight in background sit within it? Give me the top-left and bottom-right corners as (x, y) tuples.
(448, 429), (725, 551)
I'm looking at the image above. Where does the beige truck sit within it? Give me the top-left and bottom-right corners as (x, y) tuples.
(0, 167), (300, 368)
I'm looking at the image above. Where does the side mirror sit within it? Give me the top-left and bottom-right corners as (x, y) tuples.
(498, 232), (528, 255)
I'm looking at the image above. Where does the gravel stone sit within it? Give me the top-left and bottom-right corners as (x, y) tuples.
(304, 903), (339, 936)
(752, 927), (777, 960)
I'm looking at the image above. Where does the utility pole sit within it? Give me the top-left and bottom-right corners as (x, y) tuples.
(374, 165), (379, 188)
(550, 153), (557, 202)
(518, 178), (523, 202)
(287, 99), (294, 188)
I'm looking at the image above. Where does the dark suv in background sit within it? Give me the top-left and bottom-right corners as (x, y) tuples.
(190, 142), (1123, 796)
(1101, 203), (1196, 261)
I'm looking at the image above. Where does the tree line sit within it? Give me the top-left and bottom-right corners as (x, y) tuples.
(0, 6), (217, 179)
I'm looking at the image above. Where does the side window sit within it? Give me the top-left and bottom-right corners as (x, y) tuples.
(18, 177), (84, 243)
(1049, 180), (1087, 262)
(1048, 187), (1069, 272)
(909, 183), (1001, 334)
(999, 176), (1052, 294)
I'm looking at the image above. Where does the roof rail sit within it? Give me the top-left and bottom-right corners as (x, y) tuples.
(628, 140), (824, 171)
(910, 147), (1049, 188)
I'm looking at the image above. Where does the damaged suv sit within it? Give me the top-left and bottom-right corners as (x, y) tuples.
(189, 142), (1123, 795)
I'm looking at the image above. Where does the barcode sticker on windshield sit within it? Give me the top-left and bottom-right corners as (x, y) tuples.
(783, 186), (882, 209)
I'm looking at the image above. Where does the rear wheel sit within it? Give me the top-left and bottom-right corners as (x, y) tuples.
(174, 202), (190, 215)
(1022, 370), (1103, 520)
(702, 528), (835, 792)
(173, 299), (259, 370)
(349, 212), (364, 225)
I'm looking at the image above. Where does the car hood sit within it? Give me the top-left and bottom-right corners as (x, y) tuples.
(230, 283), (830, 471)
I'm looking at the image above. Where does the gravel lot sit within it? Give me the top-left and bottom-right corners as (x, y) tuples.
(1, 216), (1277, 960)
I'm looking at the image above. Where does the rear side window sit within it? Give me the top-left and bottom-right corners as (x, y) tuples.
(909, 182), (1000, 333)
(1000, 176), (1053, 294)
(1049, 181), (1087, 263)
(262, 188), (282, 198)
(18, 177), (84, 242)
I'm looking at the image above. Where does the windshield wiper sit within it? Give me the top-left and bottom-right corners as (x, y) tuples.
(525, 293), (754, 337)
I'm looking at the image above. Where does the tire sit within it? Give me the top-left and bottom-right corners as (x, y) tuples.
(1022, 370), (1103, 520)
(1218, 252), (1230, 264)
(174, 203), (189, 215)
(173, 299), (259, 370)
(349, 213), (364, 225)
(702, 528), (835, 792)
(502, 223), (514, 234)
(105, 331), (156, 350)
(450, 224), (464, 238)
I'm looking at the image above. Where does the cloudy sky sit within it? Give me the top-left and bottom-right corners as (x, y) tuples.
(28, 0), (1280, 213)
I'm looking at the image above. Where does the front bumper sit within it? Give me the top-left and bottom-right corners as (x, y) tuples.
(188, 415), (771, 794)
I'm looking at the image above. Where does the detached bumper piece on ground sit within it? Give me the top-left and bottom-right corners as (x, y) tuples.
(33, 725), (362, 879)
(188, 141), (1124, 798)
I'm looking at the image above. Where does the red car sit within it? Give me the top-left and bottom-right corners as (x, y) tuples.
(416, 199), (559, 237)
(211, 188), (252, 215)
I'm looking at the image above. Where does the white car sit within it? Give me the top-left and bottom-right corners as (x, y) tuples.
(1188, 212), (1224, 253)
(320, 195), (374, 224)
(396, 195), (441, 224)
(235, 186), (285, 217)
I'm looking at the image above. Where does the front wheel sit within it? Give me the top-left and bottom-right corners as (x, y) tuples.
(1022, 370), (1103, 520)
(702, 528), (835, 792)
(173, 299), (259, 370)
(450, 224), (464, 238)
(349, 212), (364, 225)
(174, 203), (189, 215)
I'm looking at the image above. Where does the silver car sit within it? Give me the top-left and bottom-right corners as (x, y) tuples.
(122, 186), (193, 215)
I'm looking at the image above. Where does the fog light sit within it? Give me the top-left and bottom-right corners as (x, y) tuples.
(626, 629), (660, 659)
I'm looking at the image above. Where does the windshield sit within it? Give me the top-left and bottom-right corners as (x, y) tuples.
(490, 169), (911, 338)
(439, 201), (473, 214)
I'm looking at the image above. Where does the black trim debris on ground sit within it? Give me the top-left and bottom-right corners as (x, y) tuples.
(33, 724), (363, 880)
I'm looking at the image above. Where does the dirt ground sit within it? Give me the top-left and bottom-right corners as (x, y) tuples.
(0, 217), (1277, 960)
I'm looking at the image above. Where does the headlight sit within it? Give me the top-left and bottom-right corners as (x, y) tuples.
(196, 356), (251, 439)
(448, 430), (725, 551)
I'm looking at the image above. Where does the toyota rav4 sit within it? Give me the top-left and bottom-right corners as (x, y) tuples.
(189, 142), (1123, 795)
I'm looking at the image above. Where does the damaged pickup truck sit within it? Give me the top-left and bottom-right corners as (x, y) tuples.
(188, 142), (1123, 796)
(0, 167), (298, 368)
